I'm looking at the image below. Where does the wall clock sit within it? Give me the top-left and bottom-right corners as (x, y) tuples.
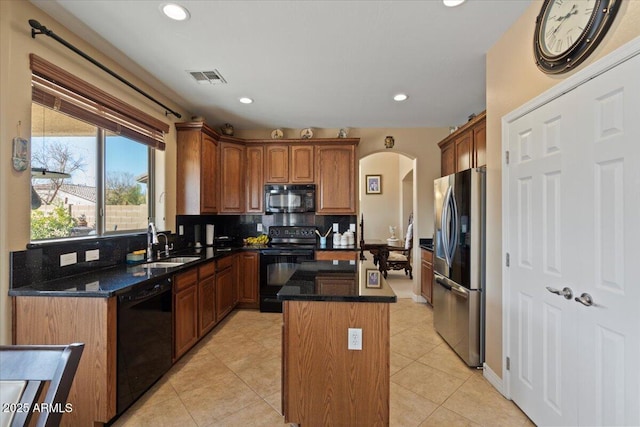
(533, 0), (621, 74)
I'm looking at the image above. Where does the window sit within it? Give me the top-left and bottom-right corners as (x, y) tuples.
(30, 104), (152, 240)
(29, 54), (167, 242)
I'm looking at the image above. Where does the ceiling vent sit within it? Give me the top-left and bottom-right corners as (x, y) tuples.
(188, 69), (227, 85)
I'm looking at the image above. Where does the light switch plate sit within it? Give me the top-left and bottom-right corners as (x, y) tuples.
(85, 249), (99, 261)
(257, 223), (263, 232)
(350, 223), (356, 232)
(333, 223), (339, 232)
(179, 225), (184, 235)
(60, 252), (77, 267)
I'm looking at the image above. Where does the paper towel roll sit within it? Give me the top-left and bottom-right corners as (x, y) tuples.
(206, 224), (214, 246)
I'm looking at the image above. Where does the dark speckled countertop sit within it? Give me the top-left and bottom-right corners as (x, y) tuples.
(419, 238), (433, 252)
(277, 259), (396, 303)
(8, 247), (244, 298)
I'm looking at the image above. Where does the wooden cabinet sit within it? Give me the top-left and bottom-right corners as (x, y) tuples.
(174, 268), (199, 360)
(438, 111), (486, 176)
(314, 274), (356, 295)
(245, 145), (264, 213)
(283, 301), (390, 425)
(215, 254), (237, 322)
(14, 296), (117, 426)
(315, 143), (357, 214)
(237, 251), (259, 309)
(219, 141), (245, 213)
(315, 250), (358, 261)
(265, 144), (314, 183)
(290, 145), (314, 183)
(265, 145), (289, 183)
(420, 249), (433, 305)
(176, 123), (219, 214)
(198, 261), (217, 337)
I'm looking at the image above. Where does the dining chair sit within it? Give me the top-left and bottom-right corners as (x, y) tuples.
(0, 343), (84, 427)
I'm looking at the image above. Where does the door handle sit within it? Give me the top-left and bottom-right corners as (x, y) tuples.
(575, 293), (594, 307)
(545, 286), (573, 300)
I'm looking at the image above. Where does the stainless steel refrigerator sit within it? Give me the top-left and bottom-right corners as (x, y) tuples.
(433, 167), (485, 367)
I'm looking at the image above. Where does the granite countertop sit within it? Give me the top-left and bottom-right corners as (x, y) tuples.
(277, 259), (396, 303)
(419, 237), (433, 252)
(8, 247), (243, 298)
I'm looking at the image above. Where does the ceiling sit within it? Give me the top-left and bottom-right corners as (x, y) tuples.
(30, 0), (532, 130)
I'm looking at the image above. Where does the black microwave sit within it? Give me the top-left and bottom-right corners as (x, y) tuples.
(264, 184), (315, 213)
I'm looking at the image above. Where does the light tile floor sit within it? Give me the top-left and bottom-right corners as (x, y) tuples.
(113, 275), (533, 426)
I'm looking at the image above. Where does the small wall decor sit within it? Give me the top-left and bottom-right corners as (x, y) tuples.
(366, 269), (381, 288)
(12, 122), (29, 172)
(384, 135), (395, 149)
(366, 175), (382, 194)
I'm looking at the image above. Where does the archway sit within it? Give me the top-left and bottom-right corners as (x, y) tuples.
(359, 151), (419, 299)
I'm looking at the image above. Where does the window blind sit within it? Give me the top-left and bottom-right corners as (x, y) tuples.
(30, 54), (169, 150)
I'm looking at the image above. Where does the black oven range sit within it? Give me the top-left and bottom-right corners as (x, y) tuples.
(259, 226), (316, 312)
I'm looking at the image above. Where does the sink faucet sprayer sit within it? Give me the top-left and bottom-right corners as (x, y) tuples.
(147, 222), (158, 261)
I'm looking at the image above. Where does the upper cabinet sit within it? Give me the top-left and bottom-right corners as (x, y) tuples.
(438, 111), (486, 177)
(176, 122), (359, 215)
(245, 145), (264, 213)
(176, 122), (219, 215)
(218, 139), (245, 214)
(316, 143), (357, 215)
(265, 144), (314, 183)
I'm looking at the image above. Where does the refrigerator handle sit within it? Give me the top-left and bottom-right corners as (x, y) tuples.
(448, 189), (459, 264)
(441, 186), (452, 267)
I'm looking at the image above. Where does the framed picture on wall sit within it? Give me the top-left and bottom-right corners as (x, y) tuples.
(366, 175), (382, 194)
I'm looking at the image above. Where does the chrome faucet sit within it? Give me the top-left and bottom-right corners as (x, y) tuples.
(157, 233), (173, 259)
(147, 222), (159, 261)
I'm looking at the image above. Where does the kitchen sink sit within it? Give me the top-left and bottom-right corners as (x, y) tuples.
(143, 256), (201, 269)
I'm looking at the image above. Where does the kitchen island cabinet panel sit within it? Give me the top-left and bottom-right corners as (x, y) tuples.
(283, 300), (390, 425)
(13, 296), (117, 426)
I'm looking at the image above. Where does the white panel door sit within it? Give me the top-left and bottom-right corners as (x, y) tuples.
(507, 52), (640, 426)
(507, 95), (581, 427)
(570, 53), (640, 426)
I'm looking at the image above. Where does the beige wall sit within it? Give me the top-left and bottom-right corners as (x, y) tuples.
(485, 0), (640, 379)
(359, 152), (401, 241)
(0, 1), (189, 344)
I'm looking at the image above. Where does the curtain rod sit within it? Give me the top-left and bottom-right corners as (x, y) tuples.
(29, 19), (182, 119)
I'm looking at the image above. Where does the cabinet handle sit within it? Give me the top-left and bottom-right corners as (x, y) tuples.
(545, 286), (573, 300)
(575, 293), (594, 307)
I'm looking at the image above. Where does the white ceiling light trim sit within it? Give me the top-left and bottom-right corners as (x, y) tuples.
(161, 3), (190, 21)
(443, 0), (466, 7)
(239, 97), (254, 104)
(393, 93), (408, 102)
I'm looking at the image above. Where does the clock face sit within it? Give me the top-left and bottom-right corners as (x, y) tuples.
(539, 0), (596, 57)
(533, 0), (621, 74)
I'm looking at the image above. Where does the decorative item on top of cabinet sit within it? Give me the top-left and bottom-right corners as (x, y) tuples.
(176, 122), (219, 214)
(438, 110), (486, 177)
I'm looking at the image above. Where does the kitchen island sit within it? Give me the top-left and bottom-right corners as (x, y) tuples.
(278, 259), (396, 426)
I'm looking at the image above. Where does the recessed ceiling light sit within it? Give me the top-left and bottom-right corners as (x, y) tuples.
(161, 3), (190, 21)
(393, 93), (408, 102)
(443, 0), (466, 7)
(239, 97), (254, 104)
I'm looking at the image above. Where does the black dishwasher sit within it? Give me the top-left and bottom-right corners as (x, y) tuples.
(117, 277), (172, 415)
